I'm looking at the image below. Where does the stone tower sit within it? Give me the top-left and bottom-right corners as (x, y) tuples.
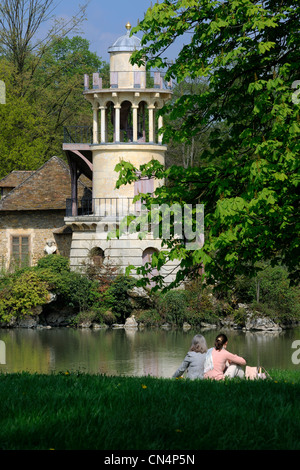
(63, 23), (177, 284)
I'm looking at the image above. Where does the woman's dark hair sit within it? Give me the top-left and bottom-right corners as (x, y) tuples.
(214, 333), (228, 351)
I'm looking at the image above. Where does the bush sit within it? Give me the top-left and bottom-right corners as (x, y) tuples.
(135, 308), (163, 327)
(36, 255), (99, 313)
(234, 265), (300, 323)
(0, 270), (49, 322)
(71, 310), (98, 326)
(37, 254), (70, 273)
(0, 254), (101, 324)
(94, 309), (117, 326)
(233, 307), (248, 327)
(59, 270), (99, 312)
(102, 275), (137, 323)
(156, 289), (189, 326)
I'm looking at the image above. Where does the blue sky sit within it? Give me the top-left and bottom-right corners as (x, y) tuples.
(47, 0), (182, 63)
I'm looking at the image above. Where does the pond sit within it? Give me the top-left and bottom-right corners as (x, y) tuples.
(0, 326), (299, 377)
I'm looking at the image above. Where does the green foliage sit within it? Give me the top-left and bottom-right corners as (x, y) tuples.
(0, 75), (50, 177)
(232, 308), (248, 328)
(94, 309), (117, 326)
(0, 255), (100, 323)
(155, 289), (189, 326)
(0, 35), (108, 177)
(102, 275), (137, 323)
(37, 254), (70, 273)
(135, 308), (164, 327)
(36, 255), (99, 312)
(234, 265), (300, 323)
(116, 0), (300, 292)
(71, 309), (99, 327)
(62, 270), (99, 312)
(0, 270), (49, 322)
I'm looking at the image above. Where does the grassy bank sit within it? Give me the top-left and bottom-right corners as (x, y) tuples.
(0, 370), (299, 450)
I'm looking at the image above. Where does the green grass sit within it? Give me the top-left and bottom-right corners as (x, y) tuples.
(0, 370), (299, 450)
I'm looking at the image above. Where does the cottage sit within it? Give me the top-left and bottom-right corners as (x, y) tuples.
(0, 156), (91, 270)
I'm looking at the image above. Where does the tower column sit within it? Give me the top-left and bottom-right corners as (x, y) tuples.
(100, 106), (106, 143)
(93, 105), (99, 144)
(148, 105), (155, 143)
(158, 115), (163, 143)
(114, 105), (121, 142)
(132, 105), (138, 142)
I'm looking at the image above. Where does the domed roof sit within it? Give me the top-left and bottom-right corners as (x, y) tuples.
(108, 23), (142, 53)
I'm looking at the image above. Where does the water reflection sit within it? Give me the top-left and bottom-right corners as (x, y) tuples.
(0, 327), (299, 377)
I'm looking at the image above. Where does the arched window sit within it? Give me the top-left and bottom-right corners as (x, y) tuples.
(89, 247), (105, 266)
(142, 247), (158, 286)
(105, 100), (115, 142)
(138, 100), (147, 142)
(120, 100), (133, 142)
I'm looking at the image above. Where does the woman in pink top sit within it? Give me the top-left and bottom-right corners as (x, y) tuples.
(204, 333), (246, 380)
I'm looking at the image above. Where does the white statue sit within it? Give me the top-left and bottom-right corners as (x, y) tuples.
(44, 239), (57, 255)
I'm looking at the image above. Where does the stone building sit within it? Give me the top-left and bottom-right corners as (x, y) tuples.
(0, 156), (91, 271)
(0, 24), (180, 285)
(62, 23), (179, 285)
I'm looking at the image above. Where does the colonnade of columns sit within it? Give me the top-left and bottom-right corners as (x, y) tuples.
(92, 101), (164, 145)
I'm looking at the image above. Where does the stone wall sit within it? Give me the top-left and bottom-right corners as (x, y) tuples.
(66, 221), (179, 285)
(0, 210), (72, 269)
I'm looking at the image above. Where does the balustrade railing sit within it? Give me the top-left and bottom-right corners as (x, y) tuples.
(84, 70), (173, 91)
(63, 126), (93, 144)
(66, 197), (145, 217)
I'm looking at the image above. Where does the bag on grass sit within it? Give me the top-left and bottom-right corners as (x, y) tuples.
(245, 366), (271, 380)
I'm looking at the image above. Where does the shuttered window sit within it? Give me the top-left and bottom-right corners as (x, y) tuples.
(11, 236), (30, 268)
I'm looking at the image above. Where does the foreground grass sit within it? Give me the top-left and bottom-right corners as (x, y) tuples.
(0, 370), (299, 450)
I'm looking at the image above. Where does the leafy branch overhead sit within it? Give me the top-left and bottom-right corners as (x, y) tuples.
(115, 0), (300, 291)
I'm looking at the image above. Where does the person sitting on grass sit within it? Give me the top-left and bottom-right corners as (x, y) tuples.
(172, 334), (208, 380)
(204, 333), (246, 381)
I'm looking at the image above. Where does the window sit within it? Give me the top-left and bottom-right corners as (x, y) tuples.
(11, 236), (30, 268)
(142, 247), (159, 287)
(134, 174), (154, 213)
(89, 247), (105, 266)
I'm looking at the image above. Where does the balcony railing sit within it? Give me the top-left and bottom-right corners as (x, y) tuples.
(63, 126), (93, 144)
(84, 70), (174, 91)
(66, 198), (146, 217)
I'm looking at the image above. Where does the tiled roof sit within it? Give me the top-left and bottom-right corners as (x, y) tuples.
(0, 156), (91, 211)
(0, 171), (34, 188)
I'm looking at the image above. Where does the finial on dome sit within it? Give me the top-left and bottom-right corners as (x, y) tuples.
(126, 22), (131, 31)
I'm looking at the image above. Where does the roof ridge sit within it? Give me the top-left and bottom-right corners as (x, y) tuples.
(0, 156), (66, 202)
(0, 156), (91, 210)
(0, 169), (34, 185)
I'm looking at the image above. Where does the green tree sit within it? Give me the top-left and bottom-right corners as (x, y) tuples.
(28, 36), (108, 154)
(0, 1), (109, 177)
(0, 0), (88, 78)
(0, 36), (108, 177)
(116, 0), (300, 292)
(164, 77), (217, 168)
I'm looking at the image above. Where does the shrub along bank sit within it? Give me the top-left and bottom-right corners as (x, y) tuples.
(0, 255), (299, 329)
